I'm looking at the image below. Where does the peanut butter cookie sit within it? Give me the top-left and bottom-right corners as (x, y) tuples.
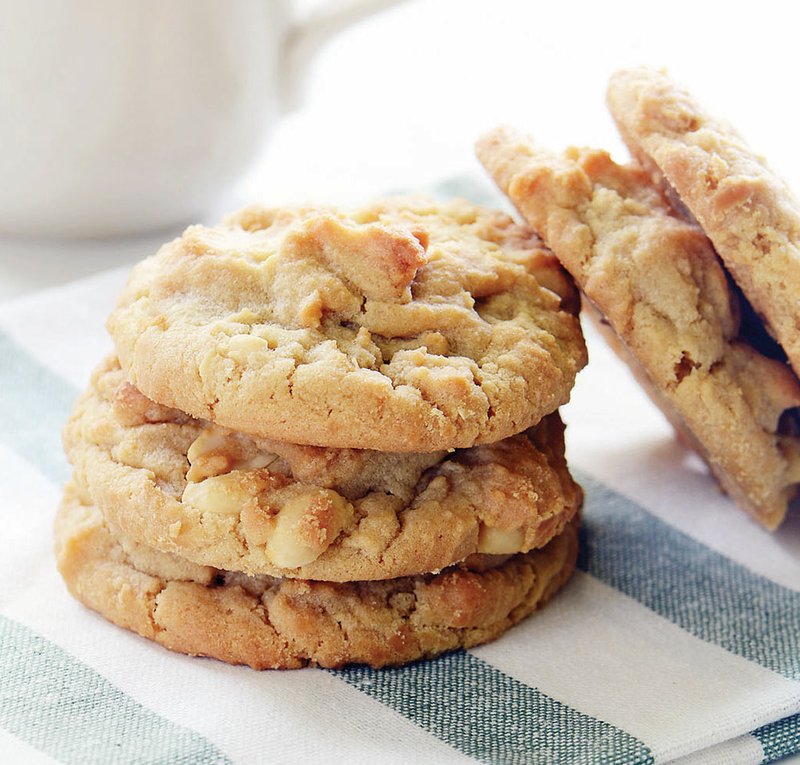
(477, 128), (800, 528)
(63, 357), (582, 579)
(607, 67), (800, 378)
(107, 197), (586, 451)
(55, 483), (579, 669)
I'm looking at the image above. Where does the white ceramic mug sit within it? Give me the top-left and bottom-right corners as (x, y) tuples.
(0, 0), (397, 238)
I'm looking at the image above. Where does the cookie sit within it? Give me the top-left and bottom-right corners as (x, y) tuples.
(63, 357), (583, 580)
(607, 67), (800, 378)
(476, 128), (800, 528)
(55, 483), (580, 669)
(106, 197), (586, 451)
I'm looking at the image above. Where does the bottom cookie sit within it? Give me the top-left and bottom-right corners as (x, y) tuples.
(55, 483), (579, 669)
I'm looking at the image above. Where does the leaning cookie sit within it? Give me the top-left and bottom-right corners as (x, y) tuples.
(107, 197), (586, 452)
(607, 67), (800, 378)
(477, 128), (800, 529)
(63, 356), (582, 580)
(55, 483), (580, 669)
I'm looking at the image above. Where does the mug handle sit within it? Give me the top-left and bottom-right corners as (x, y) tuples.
(281, 0), (405, 109)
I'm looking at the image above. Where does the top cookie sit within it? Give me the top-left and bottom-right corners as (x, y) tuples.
(607, 67), (800, 378)
(107, 197), (586, 451)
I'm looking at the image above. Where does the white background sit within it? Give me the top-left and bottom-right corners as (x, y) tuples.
(2, 0), (800, 301)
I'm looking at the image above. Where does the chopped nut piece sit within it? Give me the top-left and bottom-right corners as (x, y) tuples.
(265, 488), (353, 568)
(113, 381), (186, 427)
(477, 525), (525, 555)
(187, 426), (277, 483)
(182, 473), (244, 516)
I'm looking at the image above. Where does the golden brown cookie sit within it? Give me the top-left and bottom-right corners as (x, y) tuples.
(63, 357), (582, 580)
(106, 197), (586, 452)
(55, 483), (580, 669)
(477, 127), (800, 529)
(607, 67), (800, 378)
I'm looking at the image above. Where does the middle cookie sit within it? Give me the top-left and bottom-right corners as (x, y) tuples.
(64, 358), (582, 582)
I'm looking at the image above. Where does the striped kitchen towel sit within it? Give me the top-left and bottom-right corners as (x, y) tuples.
(1, 230), (799, 764)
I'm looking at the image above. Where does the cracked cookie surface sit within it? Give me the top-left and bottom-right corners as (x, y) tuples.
(63, 357), (582, 580)
(607, 67), (800, 379)
(55, 484), (579, 669)
(107, 197), (586, 451)
(477, 128), (800, 529)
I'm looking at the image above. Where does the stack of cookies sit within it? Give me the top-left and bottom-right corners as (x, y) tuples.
(478, 67), (800, 530)
(57, 197), (588, 668)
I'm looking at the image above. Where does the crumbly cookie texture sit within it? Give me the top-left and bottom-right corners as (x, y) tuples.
(607, 67), (800, 377)
(63, 357), (582, 580)
(477, 128), (800, 529)
(107, 197), (586, 451)
(55, 485), (579, 669)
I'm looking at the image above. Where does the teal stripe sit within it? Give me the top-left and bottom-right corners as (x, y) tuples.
(576, 471), (800, 681)
(753, 713), (800, 764)
(0, 616), (231, 765)
(0, 332), (76, 483)
(335, 652), (654, 765)
(0, 333), (233, 762)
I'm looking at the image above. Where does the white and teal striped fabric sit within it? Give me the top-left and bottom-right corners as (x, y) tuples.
(2, 227), (799, 764)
